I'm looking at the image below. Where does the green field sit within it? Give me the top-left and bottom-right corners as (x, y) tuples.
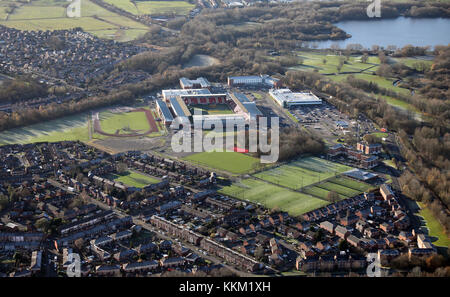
(219, 178), (329, 216)
(183, 151), (262, 174)
(0, 0), (149, 41)
(109, 171), (160, 188)
(291, 51), (380, 75)
(98, 109), (151, 135)
(393, 57), (433, 70)
(0, 105), (162, 146)
(135, 1), (195, 16)
(317, 181), (362, 197)
(253, 157), (351, 190)
(417, 202), (450, 248)
(286, 50), (423, 115)
(104, 0), (139, 14)
(327, 176), (375, 192)
(189, 104), (234, 115)
(0, 112), (91, 145)
(104, 0), (194, 16)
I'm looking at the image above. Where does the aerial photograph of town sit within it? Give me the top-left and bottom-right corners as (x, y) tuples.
(0, 0), (448, 293)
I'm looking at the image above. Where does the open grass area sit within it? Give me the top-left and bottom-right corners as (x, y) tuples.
(183, 151), (262, 174)
(109, 171), (160, 188)
(292, 51), (379, 75)
(286, 50), (421, 116)
(0, 112), (91, 145)
(104, 0), (139, 15)
(0, 0), (149, 41)
(303, 186), (335, 200)
(327, 176), (375, 192)
(189, 104), (234, 115)
(328, 73), (411, 95)
(393, 57), (433, 69)
(317, 181), (362, 197)
(0, 105), (161, 146)
(417, 202), (450, 248)
(253, 157), (351, 190)
(219, 178), (329, 216)
(104, 0), (194, 16)
(135, 1), (195, 16)
(98, 109), (151, 135)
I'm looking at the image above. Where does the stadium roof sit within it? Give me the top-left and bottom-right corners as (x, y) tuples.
(169, 97), (191, 118)
(156, 99), (174, 121)
(162, 88), (211, 100)
(232, 92), (251, 102)
(242, 102), (263, 117)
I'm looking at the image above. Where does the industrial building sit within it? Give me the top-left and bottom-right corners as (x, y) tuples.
(179, 77), (211, 89)
(269, 88), (322, 108)
(227, 74), (281, 88)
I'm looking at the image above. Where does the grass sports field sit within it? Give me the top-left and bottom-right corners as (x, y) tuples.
(104, 0), (194, 16)
(0, 105), (162, 146)
(327, 176), (375, 192)
(183, 151), (263, 174)
(253, 157), (351, 190)
(0, 112), (91, 145)
(189, 104), (234, 115)
(94, 107), (163, 138)
(0, 0), (149, 42)
(219, 178), (329, 216)
(109, 171), (160, 188)
(417, 202), (450, 247)
(97, 109), (151, 135)
(216, 157), (373, 215)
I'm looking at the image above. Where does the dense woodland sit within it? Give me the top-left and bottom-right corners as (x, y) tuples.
(0, 1), (449, 242)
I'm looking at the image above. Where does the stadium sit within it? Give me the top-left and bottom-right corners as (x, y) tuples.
(156, 78), (263, 129)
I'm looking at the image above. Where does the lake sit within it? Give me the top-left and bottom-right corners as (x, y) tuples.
(314, 17), (450, 49)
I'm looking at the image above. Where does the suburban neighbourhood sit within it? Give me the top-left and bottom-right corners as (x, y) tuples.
(0, 0), (448, 284)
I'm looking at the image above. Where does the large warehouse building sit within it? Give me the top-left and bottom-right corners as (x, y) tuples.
(227, 74), (281, 88)
(269, 88), (322, 108)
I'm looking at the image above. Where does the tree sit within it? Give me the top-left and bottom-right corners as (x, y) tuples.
(361, 53), (369, 64)
(74, 238), (85, 251)
(0, 194), (8, 211)
(338, 240), (349, 251)
(35, 218), (49, 232)
(425, 254), (445, 271)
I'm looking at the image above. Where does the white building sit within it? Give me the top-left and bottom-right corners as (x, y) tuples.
(227, 75), (280, 87)
(269, 88), (322, 108)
